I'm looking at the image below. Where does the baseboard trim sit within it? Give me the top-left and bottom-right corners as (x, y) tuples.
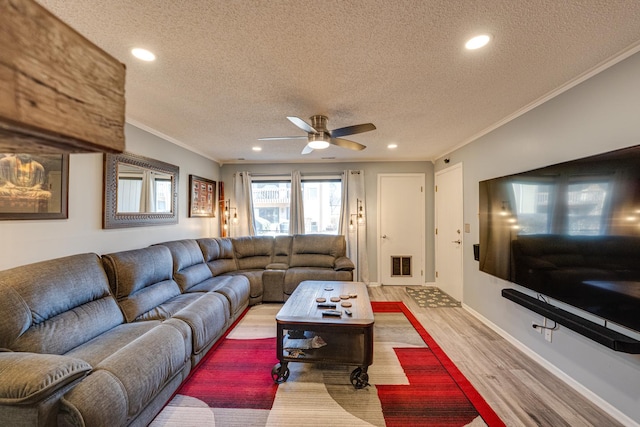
(462, 303), (639, 427)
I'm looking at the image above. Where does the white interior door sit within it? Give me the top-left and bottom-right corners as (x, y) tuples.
(435, 164), (464, 301)
(378, 174), (425, 286)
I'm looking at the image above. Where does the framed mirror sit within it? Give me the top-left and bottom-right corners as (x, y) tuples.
(103, 152), (179, 228)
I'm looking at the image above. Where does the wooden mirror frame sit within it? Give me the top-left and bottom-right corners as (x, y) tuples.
(103, 152), (179, 229)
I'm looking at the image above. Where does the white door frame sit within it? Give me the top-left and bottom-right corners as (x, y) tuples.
(377, 173), (426, 286)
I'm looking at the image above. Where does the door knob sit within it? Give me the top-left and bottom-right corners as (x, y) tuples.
(381, 235), (387, 239)
(452, 239), (461, 244)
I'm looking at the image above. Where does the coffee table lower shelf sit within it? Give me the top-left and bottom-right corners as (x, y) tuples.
(271, 324), (373, 389)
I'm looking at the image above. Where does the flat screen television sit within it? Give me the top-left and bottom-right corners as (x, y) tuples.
(479, 144), (640, 334)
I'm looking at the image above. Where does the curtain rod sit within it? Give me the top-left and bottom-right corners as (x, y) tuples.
(241, 171), (347, 177)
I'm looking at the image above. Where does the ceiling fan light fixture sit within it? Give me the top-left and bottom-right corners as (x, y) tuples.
(308, 140), (330, 150)
(308, 133), (330, 150)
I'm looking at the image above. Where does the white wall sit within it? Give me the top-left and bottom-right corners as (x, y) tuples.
(435, 52), (640, 424)
(0, 124), (221, 271)
(220, 161), (434, 283)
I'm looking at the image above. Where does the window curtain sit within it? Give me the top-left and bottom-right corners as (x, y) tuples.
(139, 170), (155, 212)
(340, 170), (369, 283)
(233, 171), (255, 237)
(289, 170), (305, 235)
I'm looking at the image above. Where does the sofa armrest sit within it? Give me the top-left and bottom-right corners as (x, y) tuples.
(0, 352), (91, 405)
(266, 263), (289, 270)
(334, 257), (355, 271)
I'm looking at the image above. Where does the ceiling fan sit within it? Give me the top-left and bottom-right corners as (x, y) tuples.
(259, 115), (376, 154)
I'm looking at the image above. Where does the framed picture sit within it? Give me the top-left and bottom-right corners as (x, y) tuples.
(188, 175), (216, 218)
(0, 153), (69, 220)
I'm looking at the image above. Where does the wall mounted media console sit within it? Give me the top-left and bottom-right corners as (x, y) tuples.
(502, 288), (640, 354)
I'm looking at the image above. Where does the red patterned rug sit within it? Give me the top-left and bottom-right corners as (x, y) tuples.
(151, 301), (504, 427)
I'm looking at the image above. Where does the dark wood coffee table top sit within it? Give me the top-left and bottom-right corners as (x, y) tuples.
(276, 280), (373, 326)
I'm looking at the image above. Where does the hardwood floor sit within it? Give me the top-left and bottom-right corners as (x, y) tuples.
(367, 285), (623, 427)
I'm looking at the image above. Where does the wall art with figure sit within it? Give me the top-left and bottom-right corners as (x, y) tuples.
(0, 153), (69, 220)
(188, 175), (216, 218)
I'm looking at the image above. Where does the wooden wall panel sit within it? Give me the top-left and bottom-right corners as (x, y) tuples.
(0, 0), (125, 153)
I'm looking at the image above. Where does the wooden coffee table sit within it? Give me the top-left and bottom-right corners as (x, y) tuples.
(271, 280), (374, 388)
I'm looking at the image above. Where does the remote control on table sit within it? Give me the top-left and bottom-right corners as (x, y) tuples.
(344, 309), (352, 316)
(322, 309), (342, 317)
(317, 303), (337, 308)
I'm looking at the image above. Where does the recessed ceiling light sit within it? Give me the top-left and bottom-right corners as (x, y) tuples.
(131, 48), (156, 61)
(252, 146), (262, 151)
(387, 144), (398, 149)
(465, 34), (491, 50)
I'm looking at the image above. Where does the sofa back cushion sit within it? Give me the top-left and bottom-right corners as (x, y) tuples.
(0, 253), (123, 354)
(289, 234), (346, 268)
(197, 238), (238, 275)
(273, 235), (292, 265)
(232, 236), (274, 270)
(156, 239), (212, 292)
(102, 246), (181, 322)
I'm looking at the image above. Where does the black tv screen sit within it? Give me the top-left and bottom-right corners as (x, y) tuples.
(479, 145), (640, 333)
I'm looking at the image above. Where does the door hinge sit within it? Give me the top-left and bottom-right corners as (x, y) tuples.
(435, 228), (438, 235)
(421, 186), (423, 192)
(435, 185), (438, 192)
(421, 270), (424, 276)
(435, 271), (439, 278)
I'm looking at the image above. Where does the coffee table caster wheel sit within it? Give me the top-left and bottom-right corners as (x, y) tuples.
(272, 363), (290, 384)
(350, 367), (369, 389)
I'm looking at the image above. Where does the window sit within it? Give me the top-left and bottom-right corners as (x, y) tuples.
(249, 175), (342, 235)
(301, 179), (341, 234)
(251, 180), (290, 235)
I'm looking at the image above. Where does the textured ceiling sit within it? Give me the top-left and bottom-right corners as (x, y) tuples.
(37, 0), (640, 164)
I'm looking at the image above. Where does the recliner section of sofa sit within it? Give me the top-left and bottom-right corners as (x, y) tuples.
(196, 234), (355, 302)
(102, 245), (230, 366)
(0, 253), (193, 427)
(157, 239), (249, 322)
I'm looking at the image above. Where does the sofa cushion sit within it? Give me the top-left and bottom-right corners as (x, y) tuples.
(156, 239), (213, 292)
(0, 253), (124, 354)
(272, 235), (292, 265)
(61, 321), (190, 425)
(102, 246), (182, 322)
(187, 275), (250, 319)
(289, 234), (346, 268)
(170, 293), (230, 355)
(124, 291), (230, 356)
(232, 236), (274, 270)
(224, 270), (264, 304)
(198, 238), (238, 275)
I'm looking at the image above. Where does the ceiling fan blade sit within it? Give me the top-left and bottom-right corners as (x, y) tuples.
(287, 116), (317, 134)
(330, 123), (376, 138)
(301, 144), (314, 155)
(331, 138), (366, 151)
(258, 136), (307, 141)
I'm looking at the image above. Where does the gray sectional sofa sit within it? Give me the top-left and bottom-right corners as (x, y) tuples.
(0, 234), (354, 426)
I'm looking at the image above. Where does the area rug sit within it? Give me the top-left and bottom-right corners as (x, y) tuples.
(406, 286), (462, 308)
(151, 302), (503, 427)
